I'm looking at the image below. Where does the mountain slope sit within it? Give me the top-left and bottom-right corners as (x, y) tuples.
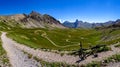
(0, 11), (65, 29)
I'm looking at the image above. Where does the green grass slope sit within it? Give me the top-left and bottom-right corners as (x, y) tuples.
(7, 28), (102, 50)
(0, 19), (119, 51)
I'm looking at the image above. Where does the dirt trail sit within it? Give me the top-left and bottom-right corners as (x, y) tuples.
(41, 31), (80, 48)
(105, 45), (120, 67)
(1, 32), (41, 67)
(1, 32), (120, 66)
(106, 62), (120, 67)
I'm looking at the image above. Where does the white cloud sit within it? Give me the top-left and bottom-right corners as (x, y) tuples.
(58, 19), (64, 23)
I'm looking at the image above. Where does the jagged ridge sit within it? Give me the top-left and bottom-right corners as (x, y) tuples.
(0, 11), (65, 29)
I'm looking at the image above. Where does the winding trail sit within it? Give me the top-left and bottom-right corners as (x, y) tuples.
(44, 35), (80, 47)
(41, 31), (80, 48)
(1, 32), (41, 67)
(1, 32), (120, 67)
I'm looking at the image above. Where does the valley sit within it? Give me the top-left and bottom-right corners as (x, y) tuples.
(0, 11), (120, 67)
(1, 0), (120, 66)
(0, 29), (120, 67)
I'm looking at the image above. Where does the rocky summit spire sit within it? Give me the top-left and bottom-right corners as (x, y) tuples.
(29, 11), (42, 17)
(75, 19), (79, 22)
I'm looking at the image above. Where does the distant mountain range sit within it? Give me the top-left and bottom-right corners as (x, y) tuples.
(0, 11), (65, 29)
(63, 19), (120, 28)
(0, 11), (120, 29)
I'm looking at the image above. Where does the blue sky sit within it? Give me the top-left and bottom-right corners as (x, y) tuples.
(0, 0), (120, 23)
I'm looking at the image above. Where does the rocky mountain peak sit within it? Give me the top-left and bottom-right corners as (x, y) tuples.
(29, 11), (41, 16)
(115, 19), (120, 23)
(28, 11), (43, 21)
(0, 11), (65, 28)
(43, 14), (61, 24)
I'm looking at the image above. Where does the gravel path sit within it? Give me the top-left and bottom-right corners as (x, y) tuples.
(105, 45), (120, 67)
(106, 62), (120, 67)
(13, 38), (120, 66)
(1, 32), (120, 67)
(1, 32), (41, 67)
